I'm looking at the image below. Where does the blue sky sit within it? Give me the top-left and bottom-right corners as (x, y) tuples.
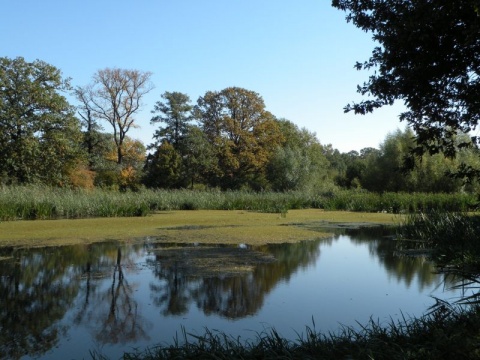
(2, 0), (405, 152)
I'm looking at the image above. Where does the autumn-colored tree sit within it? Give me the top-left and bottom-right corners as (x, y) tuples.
(97, 136), (146, 190)
(77, 68), (153, 165)
(195, 87), (283, 189)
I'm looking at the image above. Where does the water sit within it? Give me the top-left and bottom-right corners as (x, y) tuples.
(0, 227), (465, 359)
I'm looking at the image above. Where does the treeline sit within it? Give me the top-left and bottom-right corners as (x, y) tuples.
(1, 56), (478, 193)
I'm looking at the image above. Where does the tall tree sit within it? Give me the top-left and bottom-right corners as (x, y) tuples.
(195, 87), (283, 189)
(332, 0), (480, 177)
(0, 56), (83, 185)
(78, 68), (153, 164)
(150, 91), (193, 148)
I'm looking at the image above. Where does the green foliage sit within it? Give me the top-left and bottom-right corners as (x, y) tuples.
(0, 56), (84, 186)
(337, 128), (477, 193)
(333, 0), (480, 181)
(150, 91), (194, 147)
(181, 125), (217, 188)
(267, 119), (332, 191)
(144, 142), (184, 189)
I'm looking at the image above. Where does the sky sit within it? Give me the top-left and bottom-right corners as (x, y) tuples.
(2, 0), (406, 153)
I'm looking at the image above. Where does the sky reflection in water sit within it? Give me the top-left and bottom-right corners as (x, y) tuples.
(0, 227), (464, 360)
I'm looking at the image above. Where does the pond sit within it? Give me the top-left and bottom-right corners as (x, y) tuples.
(0, 226), (465, 359)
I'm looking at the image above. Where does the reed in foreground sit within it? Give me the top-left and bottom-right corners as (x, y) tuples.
(91, 304), (480, 360)
(396, 211), (480, 271)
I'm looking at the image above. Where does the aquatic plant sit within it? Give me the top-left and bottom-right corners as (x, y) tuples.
(396, 211), (480, 269)
(91, 305), (480, 360)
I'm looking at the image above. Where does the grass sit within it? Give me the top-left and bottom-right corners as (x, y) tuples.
(91, 304), (480, 360)
(396, 211), (480, 271)
(0, 209), (395, 248)
(396, 210), (480, 306)
(0, 185), (475, 221)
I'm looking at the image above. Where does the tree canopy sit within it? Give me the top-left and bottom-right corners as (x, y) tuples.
(0, 56), (82, 185)
(5, 54), (480, 192)
(195, 87), (283, 189)
(332, 0), (480, 174)
(150, 91), (194, 148)
(76, 68), (153, 165)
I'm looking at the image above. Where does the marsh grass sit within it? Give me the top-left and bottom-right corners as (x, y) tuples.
(396, 211), (480, 269)
(319, 190), (476, 213)
(91, 305), (480, 360)
(0, 185), (475, 221)
(397, 210), (480, 306)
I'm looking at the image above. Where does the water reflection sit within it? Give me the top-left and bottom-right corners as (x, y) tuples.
(324, 226), (453, 290)
(0, 227), (464, 359)
(73, 245), (152, 345)
(147, 240), (320, 318)
(0, 246), (82, 359)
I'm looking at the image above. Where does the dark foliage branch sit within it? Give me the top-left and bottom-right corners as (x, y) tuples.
(332, 0), (480, 178)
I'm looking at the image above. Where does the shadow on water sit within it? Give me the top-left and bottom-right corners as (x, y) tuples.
(0, 225), (470, 359)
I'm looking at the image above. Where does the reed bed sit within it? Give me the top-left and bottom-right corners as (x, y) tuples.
(91, 304), (480, 360)
(0, 185), (476, 221)
(319, 190), (476, 213)
(396, 211), (480, 271)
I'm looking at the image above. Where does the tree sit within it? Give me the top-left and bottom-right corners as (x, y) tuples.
(0, 56), (83, 185)
(332, 0), (480, 177)
(75, 85), (106, 169)
(181, 125), (217, 188)
(150, 91), (193, 148)
(143, 141), (183, 188)
(195, 87), (283, 189)
(78, 68), (153, 165)
(360, 128), (465, 192)
(267, 119), (331, 191)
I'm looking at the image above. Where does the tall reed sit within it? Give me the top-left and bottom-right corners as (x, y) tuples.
(396, 210), (480, 270)
(0, 185), (476, 221)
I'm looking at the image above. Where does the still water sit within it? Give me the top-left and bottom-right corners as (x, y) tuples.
(0, 226), (464, 359)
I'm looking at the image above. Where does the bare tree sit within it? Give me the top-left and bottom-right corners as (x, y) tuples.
(79, 68), (153, 164)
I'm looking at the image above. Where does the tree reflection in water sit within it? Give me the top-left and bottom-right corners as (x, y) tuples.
(340, 226), (459, 290)
(147, 240), (321, 318)
(0, 246), (83, 359)
(0, 242), (152, 359)
(0, 226), (465, 359)
(73, 245), (152, 345)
